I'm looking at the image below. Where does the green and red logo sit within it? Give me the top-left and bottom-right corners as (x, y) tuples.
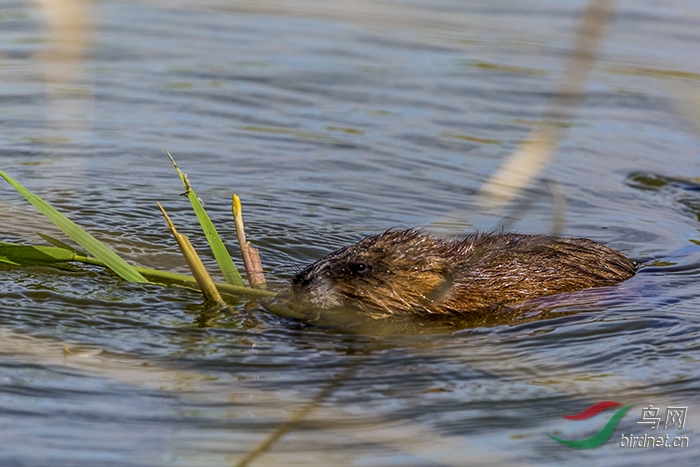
(547, 401), (633, 449)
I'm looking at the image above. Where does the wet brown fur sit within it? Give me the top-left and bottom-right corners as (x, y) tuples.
(291, 229), (636, 315)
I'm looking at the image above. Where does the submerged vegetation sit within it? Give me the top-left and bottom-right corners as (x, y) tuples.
(0, 154), (276, 305)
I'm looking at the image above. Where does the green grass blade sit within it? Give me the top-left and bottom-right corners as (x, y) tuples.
(0, 170), (148, 283)
(0, 244), (76, 262)
(0, 243), (274, 298)
(36, 232), (87, 256)
(165, 150), (244, 287)
(0, 257), (21, 266)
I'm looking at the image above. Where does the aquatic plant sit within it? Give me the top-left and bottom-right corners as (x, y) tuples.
(0, 154), (275, 304)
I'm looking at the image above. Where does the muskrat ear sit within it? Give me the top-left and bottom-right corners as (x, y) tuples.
(416, 257), (454, 306)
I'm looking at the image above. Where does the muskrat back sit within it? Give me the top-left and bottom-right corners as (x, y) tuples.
(291, 229), (636, 315)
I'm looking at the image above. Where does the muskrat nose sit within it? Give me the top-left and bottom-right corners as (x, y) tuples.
(291, 268), (313, 294)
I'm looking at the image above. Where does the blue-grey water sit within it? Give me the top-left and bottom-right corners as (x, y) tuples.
(0, 0), (699, 465)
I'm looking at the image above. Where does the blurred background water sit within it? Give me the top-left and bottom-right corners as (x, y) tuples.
(0, 0), (699, 465)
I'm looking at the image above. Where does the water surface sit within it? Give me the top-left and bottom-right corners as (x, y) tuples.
(0, 0), (699, 465)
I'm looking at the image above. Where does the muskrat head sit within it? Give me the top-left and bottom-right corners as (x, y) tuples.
(291, 229), (455, 315)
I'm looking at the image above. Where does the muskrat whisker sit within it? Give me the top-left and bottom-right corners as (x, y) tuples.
(279, 252), (302, 274)
(310, 228), (335, 252)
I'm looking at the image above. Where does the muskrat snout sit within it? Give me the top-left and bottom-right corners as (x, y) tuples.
(291, 268), (311, 292)
(291, 245), (366, 310)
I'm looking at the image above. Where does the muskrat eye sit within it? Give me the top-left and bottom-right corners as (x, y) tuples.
(349, 262), (369, 274)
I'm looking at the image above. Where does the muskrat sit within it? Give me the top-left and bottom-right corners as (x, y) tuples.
(291, 229), (636, 316)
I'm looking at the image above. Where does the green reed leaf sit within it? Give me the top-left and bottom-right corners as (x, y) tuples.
(165, 150), (245, 287)
(0, 256), (20, 266)
(0, 243), (274, 298)
(0, 170), (147, 283)
(36, 232), (87, 256)
(0, 244), (76, 263)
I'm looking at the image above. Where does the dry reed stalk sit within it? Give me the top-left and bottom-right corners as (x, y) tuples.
(157, 203), (225, 305)
(235, 362), (361, 467)
(232, 194), (267, 289)
(479, 0), (614, 207)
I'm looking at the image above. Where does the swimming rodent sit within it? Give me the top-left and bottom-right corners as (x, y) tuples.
(291, 229), (636, 316)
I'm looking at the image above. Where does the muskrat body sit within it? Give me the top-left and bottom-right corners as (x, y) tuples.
(291, 229), (636, 316)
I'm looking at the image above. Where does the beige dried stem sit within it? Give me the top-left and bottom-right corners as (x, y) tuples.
(479, 0), (614, 208)
(156, 203), (225, 305)
(232, 194), (267, 289)
(234, 362), (361, 467)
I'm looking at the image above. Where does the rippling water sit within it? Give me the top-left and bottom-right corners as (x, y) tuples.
(1, 0), (699, 465)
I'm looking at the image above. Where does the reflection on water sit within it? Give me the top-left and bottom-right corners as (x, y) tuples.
(33, 0), (92, 85)
(1, 0), (700, 465)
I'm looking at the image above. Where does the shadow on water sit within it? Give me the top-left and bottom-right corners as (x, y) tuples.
(627, 172), (700, 223)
